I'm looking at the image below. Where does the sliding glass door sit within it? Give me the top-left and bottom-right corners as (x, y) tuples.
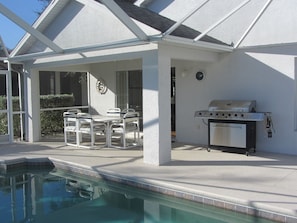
(116, 68), (176, 132)
(116, 70), (143, 128)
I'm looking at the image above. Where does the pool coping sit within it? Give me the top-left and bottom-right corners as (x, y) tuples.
(0, 157), (296, 223)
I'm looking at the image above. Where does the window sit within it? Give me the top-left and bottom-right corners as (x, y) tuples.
(39, 71), (87, 106)
(38, 71), (88, 137)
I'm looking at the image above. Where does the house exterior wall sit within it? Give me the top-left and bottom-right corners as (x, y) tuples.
(37, 42), (297, 156)
(89, 59), (142, 115)
(26, 0), (159, 54)
(27, 0), (134, 53)
(175, 44), (297, 155)
(89, 53), (172, 165)
(138, 0), (297, 155)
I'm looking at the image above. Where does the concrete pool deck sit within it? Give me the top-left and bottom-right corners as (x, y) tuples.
(0, 141), (296, 222)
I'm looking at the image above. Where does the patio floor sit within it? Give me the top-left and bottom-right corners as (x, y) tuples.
(0, 141), (296, 222)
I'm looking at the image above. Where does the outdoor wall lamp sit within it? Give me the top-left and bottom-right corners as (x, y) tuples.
(195, 71), (205, 81)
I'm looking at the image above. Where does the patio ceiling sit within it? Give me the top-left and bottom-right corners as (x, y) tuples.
(0, 0), (273, 63)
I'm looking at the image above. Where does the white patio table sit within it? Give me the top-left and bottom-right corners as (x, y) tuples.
(92, 115), (122, 147)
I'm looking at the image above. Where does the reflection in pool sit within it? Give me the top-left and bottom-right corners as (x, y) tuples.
(0, 168), (276, 223)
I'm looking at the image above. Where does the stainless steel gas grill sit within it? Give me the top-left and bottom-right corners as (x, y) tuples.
(195, 100), (272, 155)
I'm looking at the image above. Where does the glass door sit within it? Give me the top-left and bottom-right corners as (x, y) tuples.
(127, 70), (142, 116)
(116, 70), (143, 129)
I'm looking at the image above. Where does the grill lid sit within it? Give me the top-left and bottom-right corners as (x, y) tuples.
(208, 100), (256, 112)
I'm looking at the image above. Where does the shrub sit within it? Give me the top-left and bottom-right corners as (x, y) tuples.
(0, 96), (22, 136)
(0, 94), (74, 137)
(40, 94), (74, 135)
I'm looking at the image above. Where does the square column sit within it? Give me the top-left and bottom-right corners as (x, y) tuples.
(142, 51), (171, 165)
(24, 68), (40, 142)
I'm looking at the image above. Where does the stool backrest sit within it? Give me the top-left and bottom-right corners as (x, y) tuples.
(107, 108), (121, 116)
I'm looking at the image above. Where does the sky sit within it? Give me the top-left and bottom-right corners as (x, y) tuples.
(0, 0), (45, 50)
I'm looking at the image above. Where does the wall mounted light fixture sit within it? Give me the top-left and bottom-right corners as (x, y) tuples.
(196, 71), (205, 81)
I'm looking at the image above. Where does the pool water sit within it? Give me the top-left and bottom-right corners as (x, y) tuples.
(0, 169), (276, 223)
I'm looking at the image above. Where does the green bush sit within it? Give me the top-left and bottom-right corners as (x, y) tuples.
(40, 94), (74, 135)
(0, 94), (74, 137)
(0, 96), (22, 136)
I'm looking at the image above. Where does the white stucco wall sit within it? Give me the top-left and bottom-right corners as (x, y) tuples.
(27, 0), (159, 54)
(47, 42), (297, 156)
(175, 43), (297, 155)
(89, 60), (142, 115)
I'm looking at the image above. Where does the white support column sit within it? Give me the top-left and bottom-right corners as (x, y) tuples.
(24, 67), (40, 142)
(6, 62), (14, 143)
(294, 57), (297, 131)
(142, 50), (171, 165)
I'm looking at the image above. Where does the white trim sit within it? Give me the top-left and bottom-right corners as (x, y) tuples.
(17, 71), (24, 141)
(295, 57), (297, 131)
(8, 39), (149, 62)
(5, 62), (13, 143)
(0, 2), (63, 53)
(28, 43), (157, 69)
(234, 42), (297, 51)
(162, 35), (233, 52)
(40, 105), (89, 112)
(194, 0), (251, 42)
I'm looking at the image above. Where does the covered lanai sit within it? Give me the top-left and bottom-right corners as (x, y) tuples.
(1, 0), (297, 165)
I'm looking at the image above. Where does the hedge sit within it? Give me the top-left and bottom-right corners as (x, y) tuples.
(0, 96), (22, 136)
(0, 94), (74, 137)
(40, 94), (74, 135)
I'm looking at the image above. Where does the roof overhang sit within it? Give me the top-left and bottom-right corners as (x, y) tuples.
(159, 35), (233, 53)
(8, 35), (233, 63)
(27, 42), (159, 69)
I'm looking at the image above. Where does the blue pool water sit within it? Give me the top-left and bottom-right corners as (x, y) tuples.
(0, 168), (276, 223)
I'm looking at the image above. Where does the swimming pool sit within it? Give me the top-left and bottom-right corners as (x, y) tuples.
(0, 166), (276, 223)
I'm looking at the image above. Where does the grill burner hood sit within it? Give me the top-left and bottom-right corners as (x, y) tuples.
(195, 100), (265, 121)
